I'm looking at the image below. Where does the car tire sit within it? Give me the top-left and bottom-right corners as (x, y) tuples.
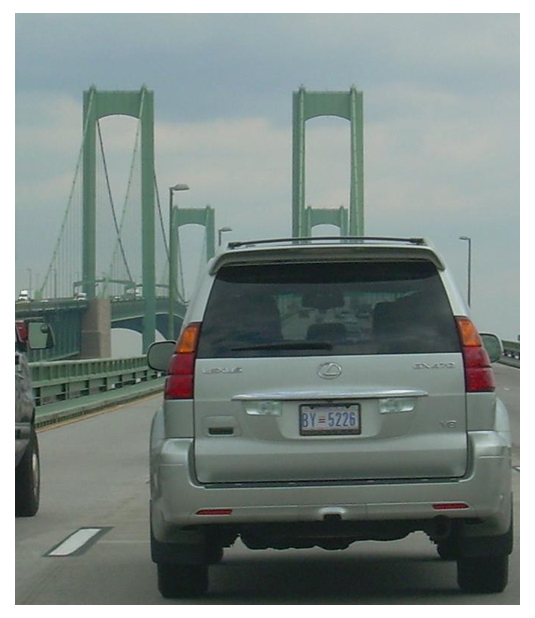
(436, 540), (458, 560)
(157, 563), (209, 598)
(437, 543), (457, 560)
(15, 427), (40, 517)
(457, 554), (509, 593)
(206, 544), (224, 564)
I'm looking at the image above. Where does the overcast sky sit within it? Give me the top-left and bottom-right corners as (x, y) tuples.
(14, 13), (520, 344)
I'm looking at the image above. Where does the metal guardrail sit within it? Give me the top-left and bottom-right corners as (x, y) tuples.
(502, 340), (520, 359)
(501, 340), (520, 368)
(30, 356), (164, 408)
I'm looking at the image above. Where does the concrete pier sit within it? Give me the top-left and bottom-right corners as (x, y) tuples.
(80, 298), (111, 358)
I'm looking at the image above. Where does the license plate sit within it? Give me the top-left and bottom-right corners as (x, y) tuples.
(299, 404), (361, 436)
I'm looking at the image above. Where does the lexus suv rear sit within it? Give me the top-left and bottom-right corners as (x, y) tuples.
(148, 237), (512, 598)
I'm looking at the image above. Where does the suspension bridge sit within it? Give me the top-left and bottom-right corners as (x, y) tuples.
(15, 83), (520, 428)
(15, 86), (222, 360)
(16, 86), (365, 363)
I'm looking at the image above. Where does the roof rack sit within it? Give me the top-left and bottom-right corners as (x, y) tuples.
(227, 236), (427, 250)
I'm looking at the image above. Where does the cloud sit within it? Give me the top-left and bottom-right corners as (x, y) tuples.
(155, 117), (292, 223)
(16, 14), (518, 123)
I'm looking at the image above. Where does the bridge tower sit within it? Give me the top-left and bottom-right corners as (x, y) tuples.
(168, 206), (215, 338)
(292, 86), (364, 237)
(303, 206), (349, 236)
(82, 86), (156, 352)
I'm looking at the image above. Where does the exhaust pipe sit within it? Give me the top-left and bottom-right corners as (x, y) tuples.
(433, 516), (452, 541)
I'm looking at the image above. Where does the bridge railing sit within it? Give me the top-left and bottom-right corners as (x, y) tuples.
(500, 340), (520, 368)
(30, 356), (165, 426)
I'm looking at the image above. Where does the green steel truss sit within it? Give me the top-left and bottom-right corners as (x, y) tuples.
(292, 87), (364, 237)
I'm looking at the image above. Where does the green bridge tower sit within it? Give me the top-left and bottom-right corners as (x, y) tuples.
(292, 86), (364, 238)
(82, 86), (156, 352)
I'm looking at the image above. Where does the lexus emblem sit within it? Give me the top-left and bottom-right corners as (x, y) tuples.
(317, 362), (343, 380)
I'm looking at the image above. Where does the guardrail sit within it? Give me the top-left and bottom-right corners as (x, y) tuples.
(30, 356), (163, 407)
(29, 356), (165, 427)
(501, 340), (520, 368)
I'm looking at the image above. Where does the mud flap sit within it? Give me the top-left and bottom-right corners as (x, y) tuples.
(458, 520), (513, 558)
(150, 528), (209, 565)
(458, 499), (514, 558)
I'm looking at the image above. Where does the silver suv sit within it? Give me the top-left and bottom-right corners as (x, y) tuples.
(148, 237), (512, 598)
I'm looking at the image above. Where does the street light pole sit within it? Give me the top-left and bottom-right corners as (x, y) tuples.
(168, 183), (190, 339)
(218, 227), (232, 246)
(459, 236), (472, 307)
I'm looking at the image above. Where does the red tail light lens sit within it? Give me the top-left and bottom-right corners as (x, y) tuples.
(164, 323), (201, 400)
(195, 509), (233, 516)
(15, 320), (28, 343)
(432, 502), (469, 510)
(456, 317), (495, 392)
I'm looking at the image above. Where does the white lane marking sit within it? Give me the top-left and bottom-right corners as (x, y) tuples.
(47, 528), (105, 557)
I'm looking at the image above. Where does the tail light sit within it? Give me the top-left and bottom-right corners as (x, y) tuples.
(15, 320), (28, 343)
(164, 322), (201, 400)
(456, 317), (495, 392)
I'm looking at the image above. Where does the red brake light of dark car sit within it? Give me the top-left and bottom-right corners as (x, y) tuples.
(15, 320), (28, 343)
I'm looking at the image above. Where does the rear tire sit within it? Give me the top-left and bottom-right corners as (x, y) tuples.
(157, 563), (209, 598)
(436, 540), (458, 560)
(206, 544), (224, 564)
(457, 554), (509, 593)
(15, 427), (40, 517)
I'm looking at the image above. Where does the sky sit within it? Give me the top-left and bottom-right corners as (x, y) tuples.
(14, 12), (520, 346)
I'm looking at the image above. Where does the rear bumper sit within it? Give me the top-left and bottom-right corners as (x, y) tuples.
(151, 431), (512, 541)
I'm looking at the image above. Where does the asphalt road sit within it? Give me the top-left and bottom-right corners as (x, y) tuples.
(15, 364), (520, 604)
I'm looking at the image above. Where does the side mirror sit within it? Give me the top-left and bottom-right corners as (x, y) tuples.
(27, 321), (55, 350)
(480, 333), (503, 364)
(147, 340), (176, 372)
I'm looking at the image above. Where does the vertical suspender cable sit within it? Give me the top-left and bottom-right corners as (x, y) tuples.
(102, 89), (145, 296)
(97, 119), (134, 292)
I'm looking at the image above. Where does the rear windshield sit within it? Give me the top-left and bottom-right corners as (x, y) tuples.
(197, 261), (461, 358)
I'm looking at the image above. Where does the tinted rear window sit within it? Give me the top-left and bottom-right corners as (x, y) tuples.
(197, 261), (461, 358)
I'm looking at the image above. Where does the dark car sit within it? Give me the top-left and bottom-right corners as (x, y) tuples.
(15, 320), (54, 517)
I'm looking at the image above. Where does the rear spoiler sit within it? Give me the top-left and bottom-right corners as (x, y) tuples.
(210, 240), (446, 275)
(227, 236), (427, 250)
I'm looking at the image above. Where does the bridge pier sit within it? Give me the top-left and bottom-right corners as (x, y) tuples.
(80, 299), (111, 359)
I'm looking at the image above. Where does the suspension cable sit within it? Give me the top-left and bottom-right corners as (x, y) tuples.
(96, 119), (134, 286)
(102, 89), (145, 295)
(38, 88), (96, 297)
(154, 170), (169, 260)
